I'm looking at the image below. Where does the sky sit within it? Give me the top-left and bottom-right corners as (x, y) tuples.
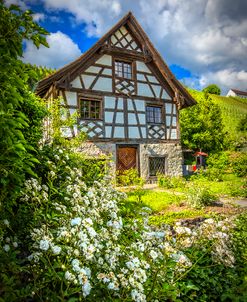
(6, 0), (247, 94)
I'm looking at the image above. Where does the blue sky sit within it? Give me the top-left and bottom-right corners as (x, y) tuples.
(7, 0), (247, 94)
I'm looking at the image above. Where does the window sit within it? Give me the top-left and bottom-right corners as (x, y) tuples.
(146, 106), (162, 124)
(115, 60), (132, 79)
(79, 98), (101, 120)
(149, 157), (166, 176)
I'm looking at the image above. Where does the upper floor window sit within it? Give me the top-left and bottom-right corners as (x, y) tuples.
(79, 97), (102, 120)
(115, 60), (132, 79)
(146, 105), (162, 124)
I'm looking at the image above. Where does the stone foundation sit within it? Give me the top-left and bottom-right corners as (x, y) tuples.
(78, 141), (183, 180)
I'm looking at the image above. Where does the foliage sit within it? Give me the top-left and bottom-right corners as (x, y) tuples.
(158, 174), (186, 189)
(237, 114), (247, 132)
(186, 187), (218, 209)
(202, 84), (221, 97)
(180, 89), (225, 152)
(229, 152), (247, 177)
(0, 1), (49, 206)
(0, 148), (242, 301)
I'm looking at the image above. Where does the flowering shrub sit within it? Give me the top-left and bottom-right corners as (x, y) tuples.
(1, 147), (246, 301)
(186, 186), (218, 209)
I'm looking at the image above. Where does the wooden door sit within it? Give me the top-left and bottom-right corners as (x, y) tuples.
(117, 146), (138, 173)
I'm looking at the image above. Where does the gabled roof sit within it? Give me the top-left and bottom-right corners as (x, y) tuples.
(36, 12), (196, 109)
(231, 89), (247, 96)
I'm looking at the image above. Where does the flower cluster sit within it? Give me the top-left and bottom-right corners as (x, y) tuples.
(22, 150), (237, 301)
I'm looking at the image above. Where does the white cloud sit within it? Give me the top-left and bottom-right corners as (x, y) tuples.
(43, 0), (122, 36)
(32, 13), (45, 22)
(22, 31), (82, 69)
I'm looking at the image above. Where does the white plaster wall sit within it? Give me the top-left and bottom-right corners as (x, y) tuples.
(95, 55), (112, 66)
(162, 89), (172, 100)
(85, 66), (101, 73)
(134, 100), (145, 111)
(166, 103), (172, 114)
(105, 111), (114, 122)
(128, 127), (140, 138)
(128, 113), (137, 124)
(137, 83), (153, 97)
(66, 91), (77, 106)
(71, 77), (81, 89)
(81, 74), (95, 89)
(114, 127), (125, 138)
(116, 112), (124, 123)
(93, 77), (112, 92)
(136, 61), (152, 73)
(105, 96), (115, 109)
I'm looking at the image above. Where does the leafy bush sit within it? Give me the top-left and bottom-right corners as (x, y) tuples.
(0, 1), (48, 206)
(158, 175), (186, 189)
(230, 152), (247, 177)
(2, 146), (244, 302)
(202, 84), (221, 96)
(186, 187), (218, 209)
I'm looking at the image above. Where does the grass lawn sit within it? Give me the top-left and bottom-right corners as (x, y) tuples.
(122, 174), (246, 226)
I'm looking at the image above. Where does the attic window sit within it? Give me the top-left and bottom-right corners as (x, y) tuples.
(79, 97), (102, 120)
(115, 60), (132, 79)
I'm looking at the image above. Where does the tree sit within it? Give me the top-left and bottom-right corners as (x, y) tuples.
(180, 89), (225, 152)
(203, 84), (221, 98)
(0, 1), (49, 206)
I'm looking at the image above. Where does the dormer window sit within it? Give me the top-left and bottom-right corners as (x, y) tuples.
(115, 60), (132, 79)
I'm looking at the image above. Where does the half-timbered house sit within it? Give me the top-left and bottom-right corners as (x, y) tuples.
(36, 12), (196, 180)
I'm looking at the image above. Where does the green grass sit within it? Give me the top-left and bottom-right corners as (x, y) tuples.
(173, 174), (244, 196)
(127, 190), (184, 212)
(123, 174), (245, 226)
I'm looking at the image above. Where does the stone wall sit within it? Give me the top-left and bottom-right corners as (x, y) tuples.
(78, 141), (183, 180)
(139, 143), (183, 179)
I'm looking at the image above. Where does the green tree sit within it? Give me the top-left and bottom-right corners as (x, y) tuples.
(203, 84), (221, 98)
(180, 89), (225, 152)
(0, 1), (49, 206)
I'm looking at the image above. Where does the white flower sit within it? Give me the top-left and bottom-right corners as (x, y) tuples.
(71, 217), (82, 226)
(39, 239), (50, 251)
(13, 242), (18, 248)
(150, 250), (158, 260)
(131, 289), (146, 302)
(82, 281), (91, 297)
(65, 271), (75, 281)
(51, 245), (61, 255)
(87, 191), (94, 198)
(3, 219), (9, 226)
(3, 244), (10, 252)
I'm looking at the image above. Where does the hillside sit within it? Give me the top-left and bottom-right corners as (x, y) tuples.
(210, 95), (247, 132)
(210, 95), (247, 148)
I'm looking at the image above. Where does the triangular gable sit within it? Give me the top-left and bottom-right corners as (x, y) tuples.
(108, 25), (142, 52)
(36, 12), (196, 109)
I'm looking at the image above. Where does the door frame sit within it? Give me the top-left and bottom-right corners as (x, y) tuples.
(116, 144), (140, 175)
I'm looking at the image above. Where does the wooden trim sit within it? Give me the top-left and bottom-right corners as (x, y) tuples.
(61, 89), (75, 137)
(123, 97), (128, 139)
(111, 97), (119, 138)
(131, 98), (143, 139)
(57, 86), (175, 103)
